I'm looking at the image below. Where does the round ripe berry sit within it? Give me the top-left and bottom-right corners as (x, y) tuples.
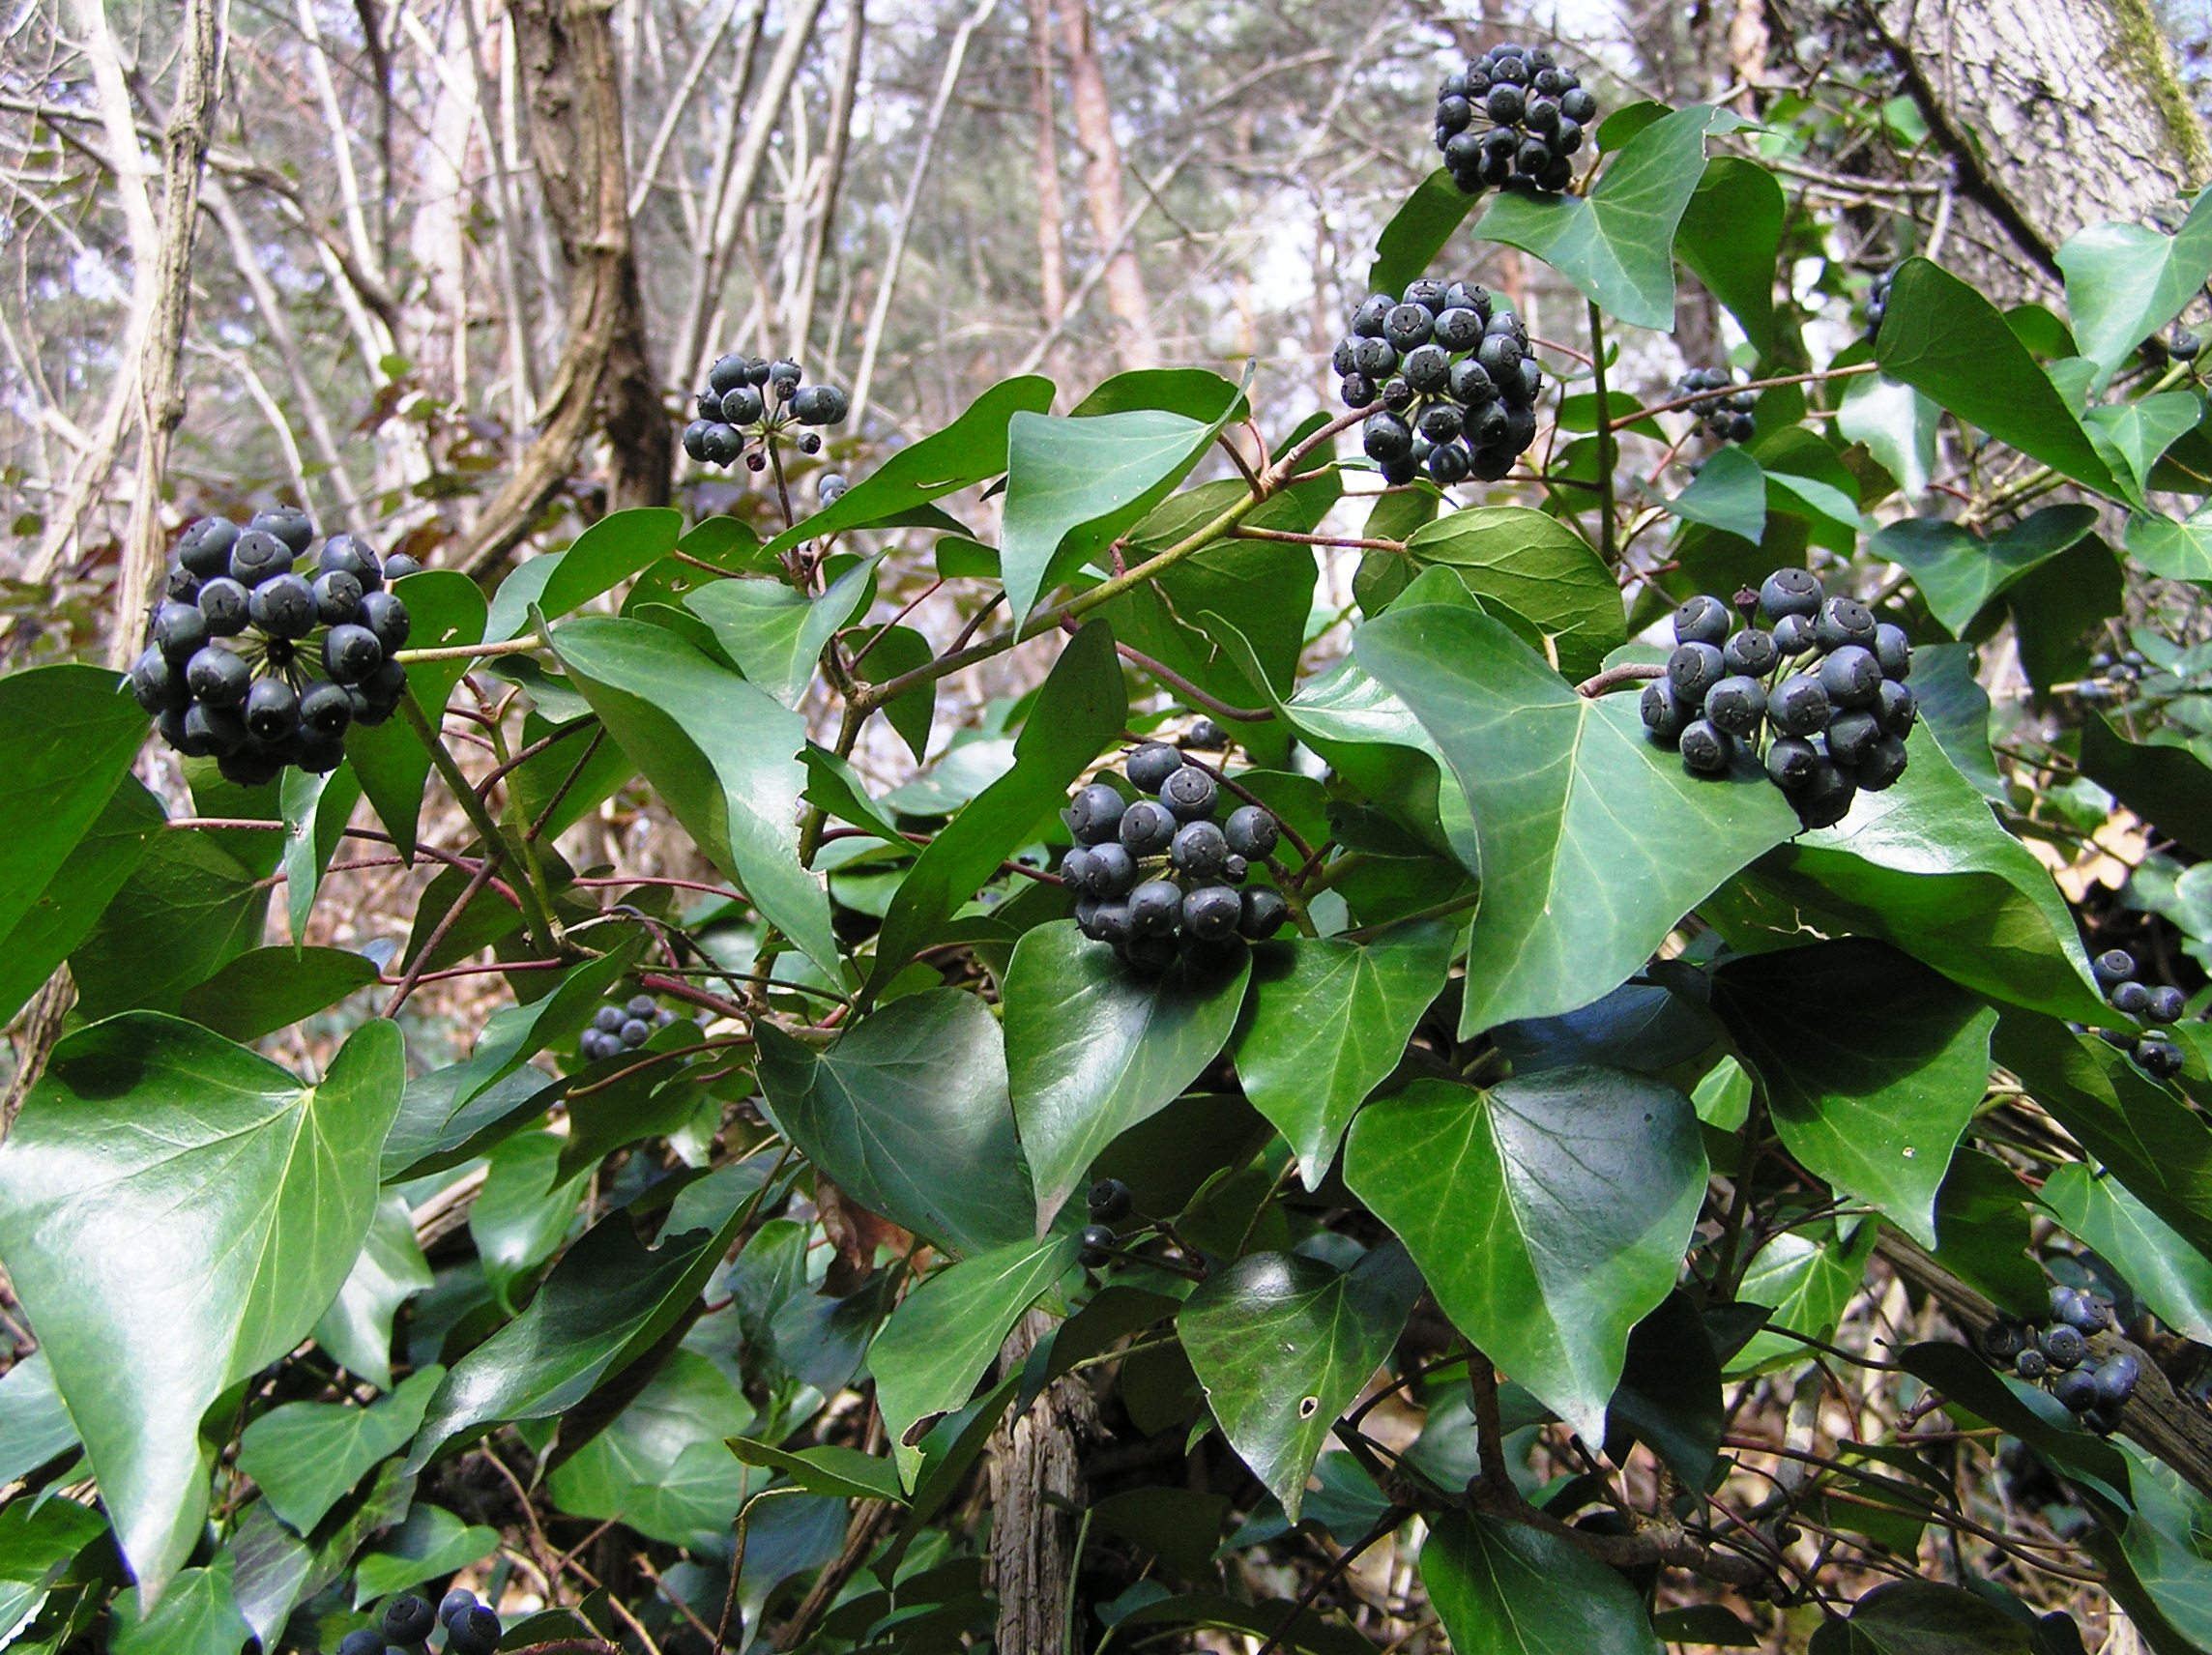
(1524, 96), (1560, 132)
(1434, 305), (1483, 351)
(336, 1630), (385, 1655)
(1403, 344), (1451, 394)
(385, 1593), (436, 1642)
(2014, 1347), (2049, 1380)
(184, 700), (247, 756)
(1470, 402), (1511, 447)
(177, 515), (240, 577)
(1980, 1319), (2029, 1361)
(1703, 675), (1766, 738)
(1771, 613), (1817, 657)
(1513, 355), (1544, 406)
(299, 680), (353, 738)
(1484, 83), (1527, 125)
(313, 570), (364, 625)
(1724, 627), (1779, 676)
(1238, 886), (1290, 940)
(696, 423), (743, 465)
(722, 384), (767, 425)
(153, 599), (210, 663)
(1673, 594), (1732, 646)
(1475, 332), (1523, 382)
(1561, 86), (1597, 123)
(2052, 1367), (2099, 1412)
(2095, 1353), (2141, 1405)
(1351, 294), (1393, 337)
(2050, 1284), (2086, 1326)
(1855, 735), (1908, 792)
(2138, 1033), (2186, 1080)
(2146, 985), (2186, 1024)
(451, 1605), (504, 1654)
(1182, 884), (1242, 941)
(250, 572), (318, 639)
(768, 360), (803, 399)
(1119, 798), (1177, 856)
(1553, 117), (1585, 156)
(1331, 338), (1358, 377)
(1351, 336), (1397, 379)
(792, 383), (850, 424)
(2093, 948), (2138, 988)
(1172, 819), (1230, 878)
(322, 624), (384, 685)
(228, 529), (293, 588)
(1384, 304), (1434, 351)
(2042, 1324), (2087, 1369)
(186, 645), (250, 708)
(250, 506), (315, 555)
(697, 389), (726, 422)
(1815, 595), (1878, 651)
(1361, 411), (1414, 464)
(319, 534), (386, 593)
(1074, 897), (1106, 939)
(296, 731), (346, 773)
(1726, 413), (1756, 443)
(1087, 842), (1137, 897)
(1067, 782), (1126, 845)
(1765, 737), (1820, 791)
(1223, 804), (1279, 859)
(1084, 1178), (1135, 1227)
(1126, 741), (1181, 794)
(681, 420), (715, 460)
(1426, 441), (1471, 485)
(165, 564), (202, 604)
(1418, 403), (1466, 445)
(819, 474), (850, 505)
(1062, 847), (1099, 894)
(1873, 623), (1913, 681)
(1667, 641), (1726, 703)
(2173, 328), (2203, 361)
(1159, 766), (1218, 820)
(358, 590), (412, 653)
(1379, 378), (1415, 414)
(1401, 278), (1450, 314)
(1791, 760), (1857, 830)
(1824, 709), (1882, 767)
(1077, 1224), (1117, 1267)
(1448, 358), (1498, 405)
(2110, 979), (2152, 1017)
(1513, 137), (1552, 178)
(1502, 405), (1539, 453)
(1641, 681), (1690, 746)
(1875, 680), (1917, 736)
(707, 354), (750, 393)
(1758, 566), (1824, 624)
(628, 993), (658, 1018)
(245, 678), (301, 743)
(1818, 645), (1881, 708)
(1677, 718), (1732, 775)
(1339, 373), (1378, 409)
(1128, 878), (1182, 937)
(595, 1004), (626, 1034)
(621, 1017), (652, 1047)
(129, 647), (181, 713)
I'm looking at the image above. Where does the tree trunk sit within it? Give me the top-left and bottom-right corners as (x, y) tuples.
(1029, 0), (1067, 329)
(986, 1309), (1097, 1654)
(1870, 0), (2211, 299)
(1054, 0), (1157, 369)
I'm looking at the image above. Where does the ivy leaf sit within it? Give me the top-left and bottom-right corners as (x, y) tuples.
(1932, 1151), (2045, 1317)
(108, 1556), (252, 1655)
(2085, 392), (2204, 499)
(1729, 1221), (1875, 1376)
(0, 664), (153, 945)
(868, 622), (1124, 992)
(1179, 1245), (1419, 1521)
(344, 570), (487, 859)
(1403, 508), (1624, 681)
(1231, 921), (1456, 1185)
(2127, 503), (2212, 585)
(1475, 104), (1738, 330)
(684, 555), (879, 709)
(1355, 602), (1796, 1037)
(0, 777), (160, 1027)
(549, 1350), (756, 1549)
(484, 507), (684, 642)
(351, 1504), (499, 1607)
(2081, 711), (2212, 857)
(2042, 1164), (2212, 1344)
(1715, 941), (1996, 1247)
(313, 1195), (433, 1391)
(0, 1353), (79, 1485)
(1004, 920), (1253, 1234)
(756, 988), (1034, 1257)
(0, 1015), (403, 1602)
(1345, 1068), (1706, 1443)
(1676, 156), (1783, 358)
(70, 824), (272, 1020)
(1421, 1511), (1664, 1655)
(280, 766), (359, 949)
(236, 1365), (442, 1535)
(179, 945), (378, 1042)
(553, 616), (838, 975)
(727, 1437), (905, 1504)
(871, 1232), (1080, 1485)
(2056, 189), (2212, 388)
(1872, 506), (2099, 636)
(1667, 446), (1767, 542)
(1607, 1292), (1724, 1489)
(1368, 167), (1478, 298)
(1876, 259), (2119, 498)
(1838, 371), (1940, 502)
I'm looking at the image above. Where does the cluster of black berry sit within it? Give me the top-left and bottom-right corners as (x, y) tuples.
(1674, 367), (1758, 444)
(1979, 1287), (2140, 1435)
(1332, 280), (1545, 486)
(1434, 43), (1596, 196)
(2078, 647), (2150, 705)
(578, 993), (684, 1063)
(335, 1586), (498, 1653)
(1865, 267), (1895, 335)
(1078, 1176), (1132, 1267)
(131, 510), (421, 787)
(1063, 743), (1290, 971)
(682, 355), (849, 472)
(2092, 948), (2188, 1080)
(1643, 570), (1915, 831)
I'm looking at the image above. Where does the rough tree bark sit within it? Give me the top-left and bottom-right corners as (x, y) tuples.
(986, 1310), (1098, 1654)
(1054, 0), (1158, 369)
(1866, 0), (2211, 298)
(464, 0), (669, 579)
(1029, 0), (1068, 330)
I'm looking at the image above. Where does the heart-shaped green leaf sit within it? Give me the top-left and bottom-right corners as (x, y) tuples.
(69, 823), (272, 1020)
(1872, 505), (2099, 635)
(549, 1350), (756, 1549)
(2127, 503), (2212, 584)
(2042, 1164), (2212, 1344)
(1421, 1511), (1663, 1655)
(313, 1195), (433, 1391)
(1676, 156), (1783, 358)
(2085, 392), (2204, 499)
(237, 1365), (442, 1535)
(2057, 189), (2212, 388)
(2081, 709), (2212, 857)
(0, 663), (155, 944)
(485, 506), (684, 642)
(179, 945), (378, 1042)
(684, 555), (879, 709)
(1367, 167), (1478, 298)
(0, 776), (160, 1027)
(1403, 508), (1623, 681)
(1667, 446), (1767, 542)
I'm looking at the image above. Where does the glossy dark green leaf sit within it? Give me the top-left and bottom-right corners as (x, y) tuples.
(2007, 534), (2124, 692)
(279, 766), (358, 948)
(314, 1194), (433, 1390)
(1931, 1151), (2044, 1317)
(2127, 504), (2212, 584)
(548, 1350), (755, 1548)
(553, 616), (837, 973)
(1651, 1605), (1760, 1647)
(0, 1015), (403, 1600)
(379, 1061), (561, 1181)
(1355, 602), (1795, 1036)
(1004, 919), (1253, 1232)
(2056, 189), (2212, 387)
(1071, 366), (1252, 421)
(1345, 1068), (1705, 1442)
(1607, 1291), (1724, 1488)
(1729, 1221), (1876, 1376)
(2080, 711), (2212, 857)
(470, 1129), (592, 1308)
(0, 664), (152, 942)
(1368, 167), (1478, 297)
(1404, 507), (1624, 681)
(1676, 156), (1783, 358)
(0, 1353), (78, 1485)
(1231, 921), (1453, 1185)
(1876, 259), (2118, 497)
(1668, 445), (1767, 543)
(1872, 506), (2099, 636)
(1110, 1590), (1376, 1655)
(757, 988), (1033, 1256)
(236, 1364), (440, 1534)
(108, 1557), (250, 1655)
(762, 375), (1056, 561)
(68, 820), (270, 1021)
(1475, 104), (1737, 330)
(1897, 1342), (2131, 1498)
(1838, 370), (1940, 501)
(0, 1496), (106, 1645)
(1715, 941), (1995, 1246)
(433, 939), (639, 1132)
(2043, 1163), (2212, 1343)
(850, 623), (938, 763)
(179, 945), (377, 1041)
(484, 507), (683, 642)
(727, 1437), (905, 1503)
(351, 1504), (499, 1606)
(1909, 644), (2005, 801)
(0, 777), (159, 1026)
(1842, 1582), (2035, 1654)
(343, 569), (486, 859)
(2086, 392), (2202, 499)
(684, 556), (878, 709)
(871, 1231), (1080, 1484)
(2105, 1441), (2212, 1649)
(1179, 1244), (1418, 1521)
(1422, 1511), (1663, 1655)
(1499, 969), (1722, 1076)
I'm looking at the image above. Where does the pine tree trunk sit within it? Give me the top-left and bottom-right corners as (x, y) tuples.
(1870, 0), (2210, 299)
(1055, 0), (1158, 368)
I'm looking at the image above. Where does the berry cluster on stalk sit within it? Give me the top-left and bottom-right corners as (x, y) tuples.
(1978, 1287), (2140, 1434)
(2091, 948), (2188, 1080)
(578, 992), (686, 1063)
(1674, 367), (1758, 444)
(683, 354), (850, 473)
(1865, 267), (1896, 335)
(1642, 569), (1916, 830)
(1078, 1176), (1133, 1268)
(131, 509), (421, 787)
(333, 1585), (499, 1653)
(1062, 742), (1291, 971)
(1435, 43), (1596, 196)
(1333, 280), (1546, 485)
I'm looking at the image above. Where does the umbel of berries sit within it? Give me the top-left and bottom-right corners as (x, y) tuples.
(1436, 42), (1596, 196)
(684, 353), (850, 472)
(131, 508), (421, 788)
(1641, 568), (1916, 831)
(1978, 1284), (2140, 1436)
(1333, 279), (1546, 486)
(1674, 367), (1758, 444)
(580, 993), (682, 1063)
(1062, 742), (1291, 971)
(2091, 948), (2187, 1081)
